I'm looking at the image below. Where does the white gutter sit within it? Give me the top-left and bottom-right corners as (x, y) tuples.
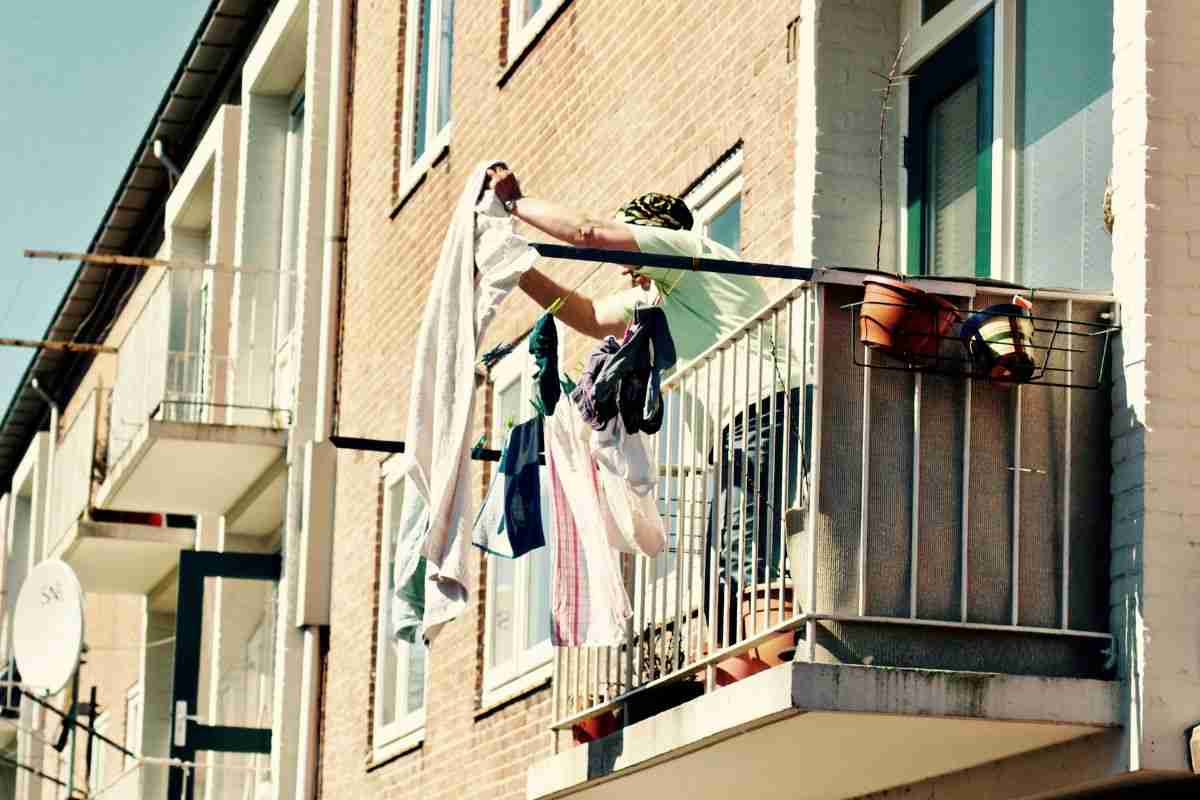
(30, 378), (57, 561)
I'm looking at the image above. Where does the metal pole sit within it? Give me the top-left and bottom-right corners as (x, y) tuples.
(84, 686), (97, 793)
(65, 668), (79, 800)
(0, 338), (118, 355)
(530, 242), (818, 282)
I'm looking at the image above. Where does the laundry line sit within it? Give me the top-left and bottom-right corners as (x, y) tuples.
(0, 337), (118, 354)
(24, 248), (294, 276)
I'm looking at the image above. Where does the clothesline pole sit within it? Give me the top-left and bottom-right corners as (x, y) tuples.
(0, 337), (118, 355)
(530, 242), (817, 283)
(23, 249), (291, 276)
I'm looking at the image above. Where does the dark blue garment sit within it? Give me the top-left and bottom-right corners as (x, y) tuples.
(500, 416), (546, 558)
(529, 314), (561, 415)
(593, 306), (678, 434)
(570, 336), (622, 430)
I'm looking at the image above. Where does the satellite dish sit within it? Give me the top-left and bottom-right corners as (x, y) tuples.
(13, 560), (85, 696)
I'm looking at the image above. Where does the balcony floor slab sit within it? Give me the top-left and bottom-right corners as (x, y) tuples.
(50, 520), (194, 595)
(528, 663), (1121, 800)
(97, 420), (287, 514)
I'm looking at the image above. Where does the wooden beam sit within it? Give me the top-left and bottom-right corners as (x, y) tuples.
(23, 249), (291, 276)
(0, 337), (117, 355)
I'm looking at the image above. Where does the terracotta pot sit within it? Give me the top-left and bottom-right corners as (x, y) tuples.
(738, 589), (796, 667)
(715, 654), (771, 686)
(860, 277), (927, 355)
(897, 293), (961, 360)
(572, 711), (619, 744)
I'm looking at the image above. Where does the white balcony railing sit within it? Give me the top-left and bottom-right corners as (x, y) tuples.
(553, 278), (1116, 731)
(47, 387), (106, 558)
(107, 269), (294, 470)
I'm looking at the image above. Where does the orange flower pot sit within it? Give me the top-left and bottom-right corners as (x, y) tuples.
(860, 277), (926, 355)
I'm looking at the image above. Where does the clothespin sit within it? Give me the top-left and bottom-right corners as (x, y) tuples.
(547, 297), (565, 316)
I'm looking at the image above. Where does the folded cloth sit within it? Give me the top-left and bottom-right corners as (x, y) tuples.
(592, 418), (667, 557)
(391, 161), (537, 645)
(545, 405), (632, 647)
(529, 314), (561, 416)
(501, 416), (546, 558)
(570, 336), (621, 429)
(594, 306), (677, 435)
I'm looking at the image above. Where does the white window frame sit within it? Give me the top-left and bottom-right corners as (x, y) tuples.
(687, 149), (744, 251)
(398, 0), (455, 203)
(372, 458), (427, 760)
(506, 0), (570, 68)
(480, 349), (552, 709)
(897, 0), (1019, 282)
(122, 684), (142, 770)
(90, 711), (111, 795)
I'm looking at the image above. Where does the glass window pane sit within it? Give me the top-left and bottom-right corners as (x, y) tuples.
(706, 196), (741, 254)
(412, 0), (434, 162)
(436, 0), (454, 132)
(496, 380), (522, 443)
(404, 640), (426, 713)
(1015, 0), (1113, 290)
(489, 556), (516, 668)
(926, 77), (978, 277)
(525, 0), (543, 23)
(524, 533), (551, 648)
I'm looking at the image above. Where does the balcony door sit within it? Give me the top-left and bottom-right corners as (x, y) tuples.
(271, 89), (305, 416)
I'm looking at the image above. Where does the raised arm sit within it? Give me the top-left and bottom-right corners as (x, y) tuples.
(487, 164), (637, 339)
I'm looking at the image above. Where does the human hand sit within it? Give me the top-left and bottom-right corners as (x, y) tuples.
(623, 268), (651, 291)
(486, 163), (523, 205)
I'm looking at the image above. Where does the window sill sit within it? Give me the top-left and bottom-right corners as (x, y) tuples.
(498, 0), (574, 88)
(366, 728), (424, 771)
(476, 661), (552, 718)
(390, 127), (452, 219)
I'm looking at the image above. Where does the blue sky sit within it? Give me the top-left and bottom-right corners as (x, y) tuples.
(0, 1), (210, 416)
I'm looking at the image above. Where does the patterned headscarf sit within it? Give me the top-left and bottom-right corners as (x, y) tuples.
(616, 192), (694, 231)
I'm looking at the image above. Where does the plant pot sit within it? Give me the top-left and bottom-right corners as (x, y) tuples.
(961, 303), (1037, 383)
(714, 653), (771, 686)
(860, 277), (926, 355)
(737, 588), (796, 667)
(625, 679), (705, 725)
(572, 711), (619, 744)
(897, 293), (961, 361)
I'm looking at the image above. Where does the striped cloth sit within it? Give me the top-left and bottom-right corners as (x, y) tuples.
(545, 406), (632, 647)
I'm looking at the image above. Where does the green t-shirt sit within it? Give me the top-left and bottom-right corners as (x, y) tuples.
(596, 225), (769, 363)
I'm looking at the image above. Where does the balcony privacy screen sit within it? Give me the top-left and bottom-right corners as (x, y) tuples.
(1015, 0), (1113, 291)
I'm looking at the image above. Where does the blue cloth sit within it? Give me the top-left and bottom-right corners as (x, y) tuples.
(500, 417), (546, 558)
(593, 306), (678, 434)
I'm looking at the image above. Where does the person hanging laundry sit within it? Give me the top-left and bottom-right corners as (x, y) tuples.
(485, 164), (804, 652)
(390, 161), (538, 645)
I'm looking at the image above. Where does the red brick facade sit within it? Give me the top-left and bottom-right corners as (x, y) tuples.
(321, 1), (799, 797)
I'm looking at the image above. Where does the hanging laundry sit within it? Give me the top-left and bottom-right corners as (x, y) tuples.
(594, 305), (678, 435)
(592, 418), (667, 557)
(544, 404), (632, 647)
(570, 336), (622, 429)
(528, 314), (561, 416)
(502, 416), (546, 557)
(391, 161), (537, 645)
(471, 459), (511, 557)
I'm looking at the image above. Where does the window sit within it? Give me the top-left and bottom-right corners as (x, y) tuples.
(506, 0), (568, 67)
(481, 350), (552, 706)
(903, 0), (1113, 290)
(905, 8), (993, 278)
(122, 684), (142, 770)
(688, 150), (744, 255)
(373, 465), (427, 757)
(273, 87), (306, 411)
(90, 712), (110, 795)
(399, 0), (455, 195)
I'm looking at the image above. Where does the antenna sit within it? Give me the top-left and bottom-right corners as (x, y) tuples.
(13, 560), (85, 697)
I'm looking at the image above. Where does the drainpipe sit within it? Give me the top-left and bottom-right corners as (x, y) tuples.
(296, 0), (354, 797)
(30, 378), (57, 559)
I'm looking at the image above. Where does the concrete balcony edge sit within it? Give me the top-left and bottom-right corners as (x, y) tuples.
(527, 663), (1122, 800)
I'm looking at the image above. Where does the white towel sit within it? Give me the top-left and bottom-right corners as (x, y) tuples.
(592, 420), (667, 557)
(392, 161), (536, 644)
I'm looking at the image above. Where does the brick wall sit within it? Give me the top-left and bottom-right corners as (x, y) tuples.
(321, 0), (800, 797)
